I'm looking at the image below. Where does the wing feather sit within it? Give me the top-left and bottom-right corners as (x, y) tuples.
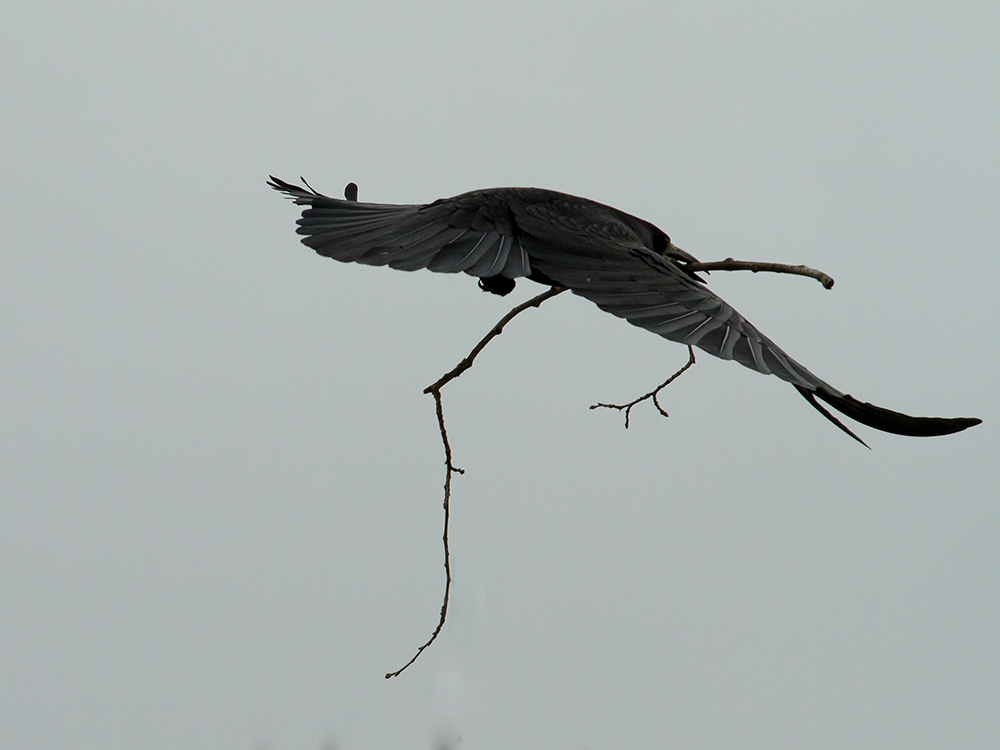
(466, 234), (512, 277)
(427, 233), (491, 272)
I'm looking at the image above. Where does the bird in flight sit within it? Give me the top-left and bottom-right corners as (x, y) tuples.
(269, 176), (980, 445)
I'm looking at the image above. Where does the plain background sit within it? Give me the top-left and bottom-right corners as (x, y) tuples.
(2, 1), (997, 748)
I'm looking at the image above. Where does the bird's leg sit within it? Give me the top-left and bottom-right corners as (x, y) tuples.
(478, 275), (516, 296)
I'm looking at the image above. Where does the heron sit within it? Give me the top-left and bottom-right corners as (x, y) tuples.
(268, 176), (980, 445)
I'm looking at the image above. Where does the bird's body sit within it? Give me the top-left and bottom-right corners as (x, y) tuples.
(269, 176), (980, 443)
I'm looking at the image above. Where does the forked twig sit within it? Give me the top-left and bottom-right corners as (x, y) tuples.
(385, 286), (567, 678)
(590, 346), (697, 427)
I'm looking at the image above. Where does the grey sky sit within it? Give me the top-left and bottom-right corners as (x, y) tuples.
(2, 1), (997, 748)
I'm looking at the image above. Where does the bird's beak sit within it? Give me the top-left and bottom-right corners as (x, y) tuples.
(665, 241), (699, 265)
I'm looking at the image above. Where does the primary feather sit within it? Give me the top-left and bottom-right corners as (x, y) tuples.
(268, 176), (981, 445)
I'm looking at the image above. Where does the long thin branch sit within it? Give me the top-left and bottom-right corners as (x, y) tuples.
(384, 388), (462, 679)
(383, 255), (833, 677)
(684, 258), (835, 289)
(385, 285), (567, 678)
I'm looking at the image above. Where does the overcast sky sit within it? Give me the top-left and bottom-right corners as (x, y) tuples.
(2, 1), (998, 748)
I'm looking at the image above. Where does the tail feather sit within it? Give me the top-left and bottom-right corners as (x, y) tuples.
(797, 385), (982, 443)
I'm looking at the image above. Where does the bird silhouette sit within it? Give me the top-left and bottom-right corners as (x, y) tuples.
(269, 176), (980, 445)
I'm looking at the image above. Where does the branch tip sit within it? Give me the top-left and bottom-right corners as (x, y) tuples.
(685, 258), (834, 289)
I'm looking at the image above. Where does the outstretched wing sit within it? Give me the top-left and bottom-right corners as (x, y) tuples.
(267, 177), (533, 279)
(270, 177), (981, 442)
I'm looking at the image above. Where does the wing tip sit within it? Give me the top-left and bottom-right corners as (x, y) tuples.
(267, 175), (330, 205)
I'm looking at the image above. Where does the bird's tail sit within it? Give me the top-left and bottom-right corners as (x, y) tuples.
(796, 385), (981, 447)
